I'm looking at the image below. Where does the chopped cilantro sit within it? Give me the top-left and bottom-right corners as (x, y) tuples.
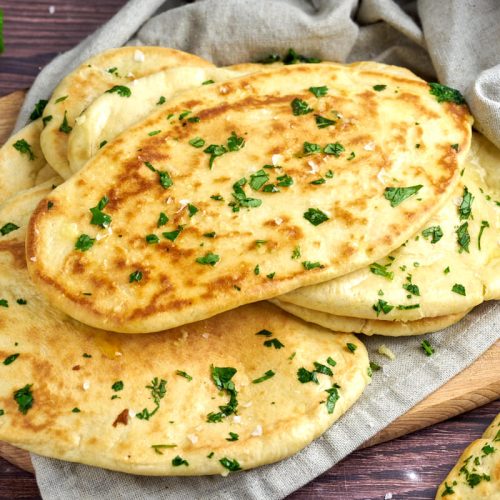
(396, 304), (420, 310)
(0, 222), (19, 236)
(89, 196), (111, 228)
(176, 370), (192, 381)
(303, 208), (329, 226)
(195, 252), (220, 266)
(157, 212), (168, 227)
(59, 111), (72, 134)
(249, 169), (269, 190)
(83, 353), (92, 358)
(156, 96), (166, 105)
(451, 144), (459, 152)
(219, 457), (241, 471)
(452, 283), (466, 296)
(146, 234), (159, 244)
(309, 86), (328, 97)
(369, 361), (381, 372)
(421, 339), (434, 356)
(444, 266), (450, 274)
(13, 384), (33, 414)
(136, 377), (167, 421)
(478, 220), (489, 250)
(42, 115), (53, 126)
(202, 79), (214, 85)
(227, 131), (245, 151)
(178, 110), (192, 120)
(422, 225), (443, 244)
(303, 141), (321, 155)
(226, 432), (239, 441)
(148, 129), (161, 136)
(310, 178), (325, 185)
(158, 170), (173, 189)
(373, 299), (394, 316)
(441, 482), (456, 496)
(302, 261), (324, 270)
(30, 99), (48, 121)
(283, 48), (321, 65)
(276, 174), (293, 187)
(323, 142), (345, 156)
(172, 455), (189, 467)
(189, 137), (205, 148)
(99, 140), (107, 149)
(162, 226), (183, 241)
(403, 283), (420, 296)
(187, 203), (198, 217)
(254, 264), (260, 275)
(327, 357), (337, 367)
(263, 338), (284, 349)
(3, 353), (19, 365)
(325, 385), (340, 414)
(72, 407), (81, 413)
(315, 115), (336, 128)
(203, 232), (216, 238)
(325, 170), (334, 178)
(373, 84), (387, 91)
(204, 144), (227, 169)
(266, 272), (275, 279)
(0, 299), (8, 308)
(111, 381), (124, 392)
(297, 367), (318, 384)
(229, 178), (262, 212)
(459, 186), (474, 220)
(313, 362), (333, 376)
(105, 85), (131, 97)
(291, 98), (313, 116)
(75, 234), (95, 252)
(16, 299), (27, 305)
(347, 151), (356, 160)
(13, 139), (35, 160)
(211, 194), (223, 201)
(292, 246), (301, 259)
(428, 82), (465, 104)
(482, 444), (495, 455)
(129, 270), (143, 283)
(456, 222), (470, 253)
(346, 343), (357, 353)
(252, 370), (275, 384)
(370, 262), (394, 280)
(188, 116), (200, 123)
(54, 95), (68, 104)
(384, 185), (423, 207)
(207, 366), (238, 423)
(256, 329), (273, 337)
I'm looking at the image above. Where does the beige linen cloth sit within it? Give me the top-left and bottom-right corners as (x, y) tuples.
(13, 1), (500, 498)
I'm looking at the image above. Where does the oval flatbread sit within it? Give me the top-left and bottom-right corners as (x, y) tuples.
(271, 299), (469, 336)
(435, 412), (500, 499)
(68, 66), (242, 173)
(0, 119), (59, 203)
(27, 62), (472, 333)
(0, 190), (370, 474)
(40, 47), (213, 179)
(278, 133), (499, 322)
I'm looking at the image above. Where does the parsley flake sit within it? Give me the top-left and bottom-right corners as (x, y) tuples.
(75, 234), (95, 252)
(323, 142), (345, 156)
(370, 262), (394, 280)
(195, 253), (220, 266)
(263, 338), (284, 349)
(422, 225), (443, 244)
(291, 98), (313, 116)
(172, 455), (189, 467)
(219, 457), (241, 471)
(13, 384), (34, 414)
(456, 222), (470, 253)
(325, 385), (340, 414)
(346, 343), (357, 353)
(129, 270), (143, 283)
(459, 186), (474, 220)
(304, 208), (329, 226)
(384, 185), (423, 207)
(478, 220), (489, 250)
(452, 283), (466, 296)
(302, 261), (324, 270)
(0, 222), (19, 236)
(111, 381), (124, 392)
(373, 299), (394, 316)
(421, 339), (434, 356)
(189, 137), (205, 148)
(176, 370), (192, 381)
(30, 99), (48, 121)
(252, 370), (275, 384)
(105, 85), (131, 97)
(13, 139), (35, 160)
(428, 82), (465, 104)
(89, 196), (111, 228)
(315, 114), (336, 128)
(309, 86), (328, 97)
(136, 377), (167, 421)
(3, 353), (19, 365)
(373, 84), (387, 91)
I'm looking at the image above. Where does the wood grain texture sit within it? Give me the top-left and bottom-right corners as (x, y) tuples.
(0, 1), (498, 498)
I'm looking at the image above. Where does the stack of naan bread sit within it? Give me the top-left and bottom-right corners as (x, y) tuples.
(0, 47), (497, 476)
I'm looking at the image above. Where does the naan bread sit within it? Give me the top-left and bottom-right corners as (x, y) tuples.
(68, 66), (242, 173)
(0, 190), (370, 474)
(278, 133), (499, 322)
(28, 62), (472, 333)
(435, 412), (500, 499)
(40, 47), (212, 179)
(271, 299), (469, 336)
(0, 119), (59, 203)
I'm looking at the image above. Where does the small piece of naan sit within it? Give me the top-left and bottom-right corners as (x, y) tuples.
(0, 189), (370, 474)
(68, 66), (242, 173)
(28, 62), (472, 333)
(0, 119), (59, 203)
(40, 47), (212, 179)
(435, 412), (500, 499)
(278, 133), (499, 322)
(271, 299), (468, 336)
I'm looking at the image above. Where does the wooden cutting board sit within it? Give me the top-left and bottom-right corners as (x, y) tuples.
(0, 90), (498, 474)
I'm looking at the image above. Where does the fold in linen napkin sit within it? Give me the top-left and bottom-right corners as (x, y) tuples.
(12, 0), (498, 498)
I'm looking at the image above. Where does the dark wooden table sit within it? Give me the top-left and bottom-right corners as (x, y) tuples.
(0, 2), (498, 498)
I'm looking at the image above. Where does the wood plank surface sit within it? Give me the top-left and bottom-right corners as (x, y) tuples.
(0, 2), (498, 498)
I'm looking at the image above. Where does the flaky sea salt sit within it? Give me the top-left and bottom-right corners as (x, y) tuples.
(134, 49), (145, 62)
